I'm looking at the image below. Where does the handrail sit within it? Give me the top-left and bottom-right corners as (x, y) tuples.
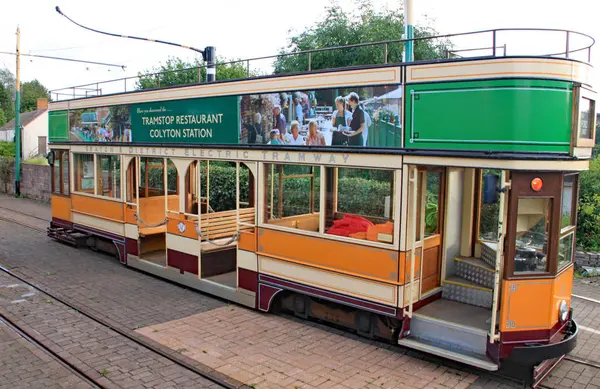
(489, 172), (510, 343)
(49, 27), (595, 101)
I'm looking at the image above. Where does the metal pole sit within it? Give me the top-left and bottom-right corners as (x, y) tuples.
(308, 52), (312, 71)
(384, 43), (388, 64)
(492, 30), (496, 56)
(14, 27), (21, 196)
(403, 0), (414, 62)
(247, 60), (250, 77)
(205, 46), (216, 82)
(565, 31), (570, 58)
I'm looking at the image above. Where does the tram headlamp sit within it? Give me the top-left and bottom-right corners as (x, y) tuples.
(559, 300), (569, 322)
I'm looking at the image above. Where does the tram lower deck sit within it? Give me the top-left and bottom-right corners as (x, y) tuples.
(45, 46), (596, 387)
(48, 145), (583, 387)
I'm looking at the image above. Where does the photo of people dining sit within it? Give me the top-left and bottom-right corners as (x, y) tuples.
(68, 105), (132, 143)
(239, 84), (402, 148)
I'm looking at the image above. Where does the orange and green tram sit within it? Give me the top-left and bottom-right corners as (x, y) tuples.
(46, 29), (596, 387)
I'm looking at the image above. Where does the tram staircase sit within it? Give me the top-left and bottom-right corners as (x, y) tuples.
(398, 244), (499, 371)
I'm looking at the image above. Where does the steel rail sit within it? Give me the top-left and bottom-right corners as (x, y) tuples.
(0, 313), (104, 389)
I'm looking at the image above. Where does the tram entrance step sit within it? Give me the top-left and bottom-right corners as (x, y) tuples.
(441, 275), (493, 309)
(454, 257), (494, 289)
(398, 337), (498, 371)
(409, 299), (490, 355)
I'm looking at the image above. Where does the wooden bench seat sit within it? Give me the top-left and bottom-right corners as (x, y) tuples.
(199, 208), (255, 253)
(139, 225), (166, 237)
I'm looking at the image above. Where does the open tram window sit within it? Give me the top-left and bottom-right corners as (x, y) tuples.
(424, 168), (443, 238)
(478, 169), (502, 242)
(96, 155), (121, 199)
(139, 158), (164, 198)
(325, 167), (394, 244)
(264, 163), (320, 232)
(579, 97), (594, 140)
(126, 159), (137, 203)
(73, 153), (94, 193)
(513, 198), (551, 274)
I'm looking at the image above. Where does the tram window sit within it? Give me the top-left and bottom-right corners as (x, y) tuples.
(167, 159), (178, 195)
(326, 167), (394, 244)
(52, 151), (62, 195)
(561, 174), (578, 230)
(139, 158), (164, 198)
(97, 155), (121, 199)
(62, 152), (69, 195)
(558, 232), (574, 271)
(126, 159), (137, 203)
(579, 98), (594, 139)
(513, 198), (551, 274)
(264, 164), (320, 232)
(73, 154), (94, 193)
(424, 169), (442, 237)
(478, 169), (501, 242)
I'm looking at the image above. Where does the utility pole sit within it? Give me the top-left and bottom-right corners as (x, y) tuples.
(14, 26), (21, 196)
(403, 0), (414, 63)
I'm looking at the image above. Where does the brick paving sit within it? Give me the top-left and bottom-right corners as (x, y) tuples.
(0, 270), (221, 389)
(0, 321), (94, 389)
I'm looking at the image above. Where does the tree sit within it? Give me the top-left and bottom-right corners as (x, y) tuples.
(136, 57), (259, 90)
(0, 82), (14, 123)
(0, 109), (6, 127)
(21, 80), (49, 112)
(273, 1), (451, 74)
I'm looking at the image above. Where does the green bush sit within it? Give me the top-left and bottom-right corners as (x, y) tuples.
(0, 156), (14, 192)
(0, 141), (15, 157)
(577, 156), (600, 251)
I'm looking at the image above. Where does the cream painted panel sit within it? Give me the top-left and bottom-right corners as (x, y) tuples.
(166, 233), (199, 257)
(259, 256), (397, 306)
(72, 212), (125, 236)
(68, 145), (404, 170)
(124, 223), (138, 239)
(238, 250), (258, 272)
(403, 156), (589, 172)
(403, 279), (421, 307)
(407, 58), (592, 86)
(50, 67), (401, 111)
(396, 286), (405, 308)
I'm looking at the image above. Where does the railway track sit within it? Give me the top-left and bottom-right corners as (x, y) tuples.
(0, 312), (104, 389)
(1, 207), (600, 387)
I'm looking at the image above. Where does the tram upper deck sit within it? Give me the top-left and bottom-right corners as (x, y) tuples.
(46, 28), (596, 160)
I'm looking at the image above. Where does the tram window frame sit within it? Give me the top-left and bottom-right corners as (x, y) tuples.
(506, 172), (562, 278)
(96, 154), (121, 200)
(558, 173), (579, 272)
(325, 166), (395, 246)
(574, 86), (597, 147)
(51, 150), (70, 196)
(73, 153), (95, 194)
(263, 163), (321, 233)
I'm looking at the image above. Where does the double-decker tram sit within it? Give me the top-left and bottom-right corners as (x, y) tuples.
(46, 29), (595, 388)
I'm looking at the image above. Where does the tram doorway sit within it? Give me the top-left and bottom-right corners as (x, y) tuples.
(405, 166), (445, 298)
(133, 158), (178, 267)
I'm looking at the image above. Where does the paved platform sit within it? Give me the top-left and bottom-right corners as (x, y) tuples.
(0, 197), (599, 388)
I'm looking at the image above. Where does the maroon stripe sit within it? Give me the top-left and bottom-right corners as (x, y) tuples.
(258, 283), (283, 312)
(167, 249), (198, 275)
(238, 268), (258, 293)
(51, 217), (73, 229)
(500, 320), (567, 358)
(259, 274), (397, 316)
(125, 238), (138, 256)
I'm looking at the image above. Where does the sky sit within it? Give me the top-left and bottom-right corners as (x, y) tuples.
(0, 0), (598, 97)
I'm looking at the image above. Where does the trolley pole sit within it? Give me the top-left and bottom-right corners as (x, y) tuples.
(14, 26), (21, 196)
(403, 0), (414, 63)
(205, 46), (216, 82)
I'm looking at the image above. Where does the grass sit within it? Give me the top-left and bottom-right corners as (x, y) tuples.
(23, 157), (48, 165)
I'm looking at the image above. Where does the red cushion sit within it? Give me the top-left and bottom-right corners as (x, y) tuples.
(327, 214), (373, 237)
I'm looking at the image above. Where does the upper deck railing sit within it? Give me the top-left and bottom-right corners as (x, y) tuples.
(49, 28), (595, 102)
